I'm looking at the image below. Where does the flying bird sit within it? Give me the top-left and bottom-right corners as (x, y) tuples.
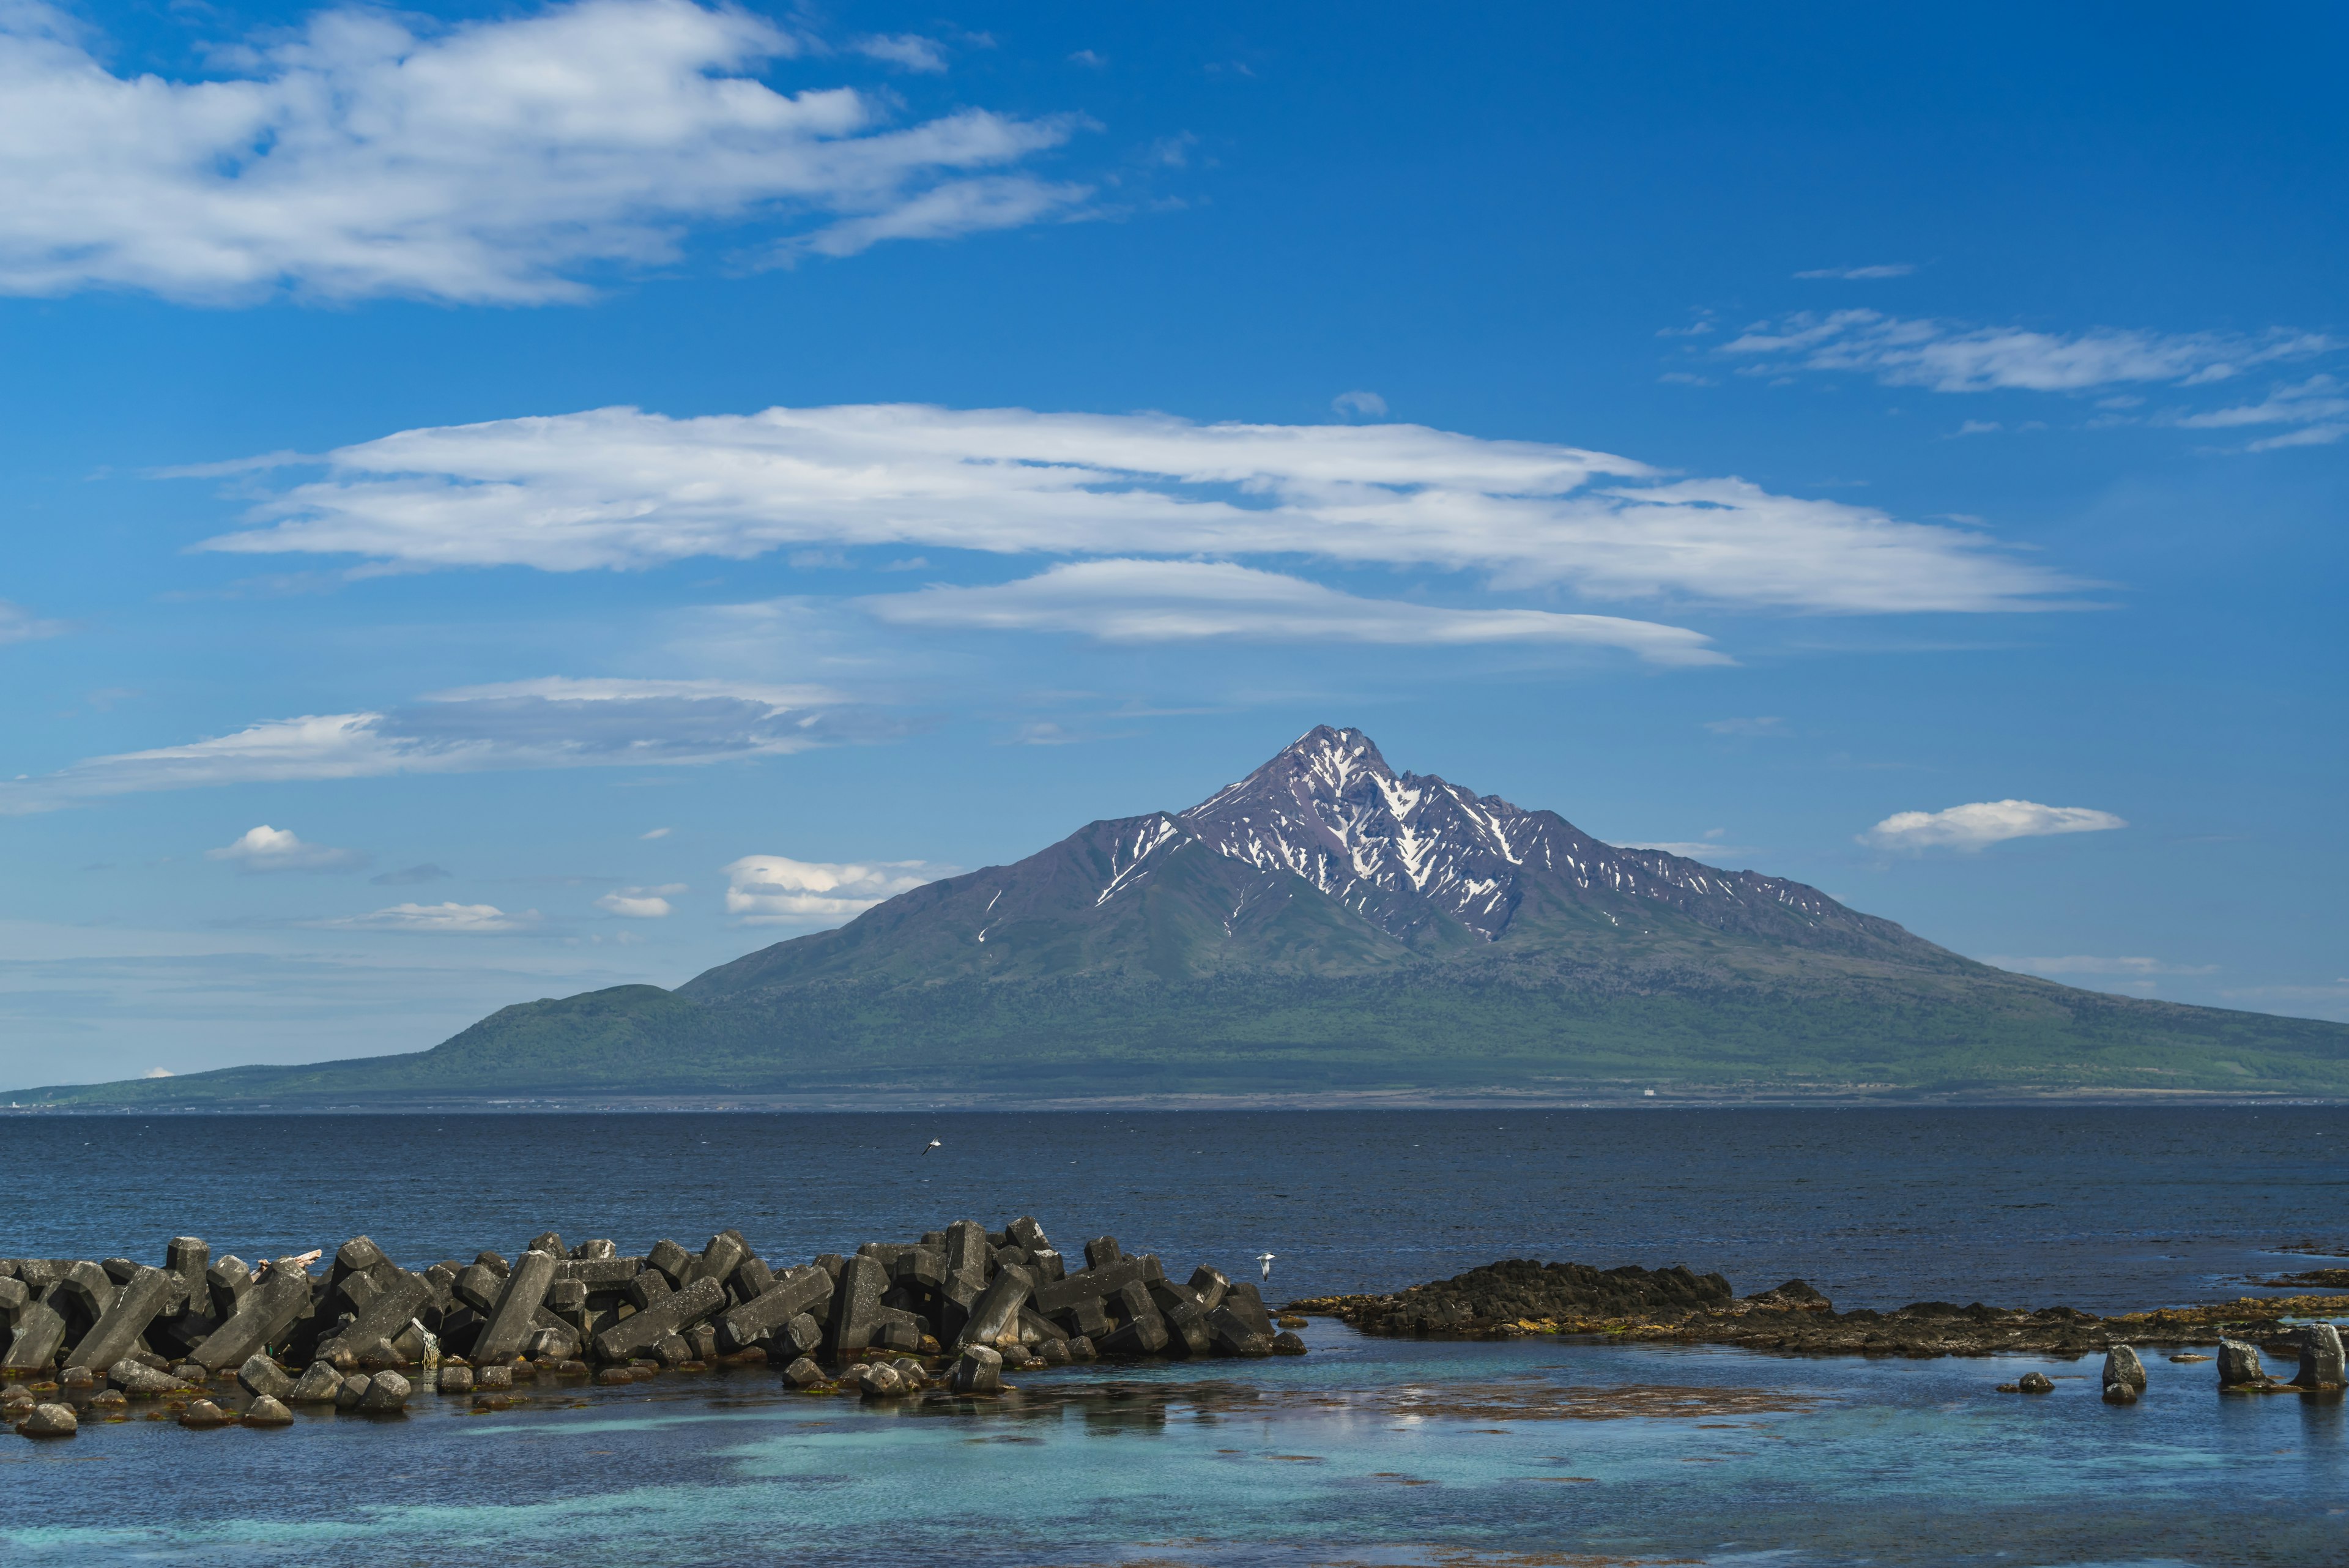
(1256, 1251), (1276, 1281)
(922, 1139), (942, 1156)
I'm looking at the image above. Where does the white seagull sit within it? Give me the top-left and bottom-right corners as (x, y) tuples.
(922, 1139), (942, 1156)
(1256, 1251), (1276, 1281)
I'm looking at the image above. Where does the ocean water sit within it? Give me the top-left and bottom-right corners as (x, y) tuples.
(4, 1105), (2346, 1566)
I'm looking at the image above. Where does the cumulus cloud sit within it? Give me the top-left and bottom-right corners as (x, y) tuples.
(0, 678), (883, 814)
(595, 884), (685, 918)
(0, 600), (68, 645)
(0, 0), (1089, 304)
(193, 403), (2078, 614)
(1722, 310), (2331, 394)
(206, 823), (368, 872)
(1332, 390), (1387, 417)
(864, 560), (1728, 666)
(1794, 264), (1915, 280)
(325, 901), (535, 932)
(1861, 799), (2128, 852)
(724, 854), (937, 922)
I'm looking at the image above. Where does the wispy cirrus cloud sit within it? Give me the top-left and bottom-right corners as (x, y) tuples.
(0, 0), (1091, 305)
(0, 678), (890, 814)
(863, 559), (1729, 666)
(1862, 798), (2127, 852)
(1721, 309), (2332, 395)
(1793, 263), (1915, 280)
(189, 403), (2082, 614)
(206, 824), (368, 873)
(323, 902), (536, 932)
(2172, 374), (2349, 450)
(723, 855), (939, 922)
(0, 600), (69, 645)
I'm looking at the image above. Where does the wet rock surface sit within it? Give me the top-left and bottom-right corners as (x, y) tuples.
(1291, 1261), (2349, 1360)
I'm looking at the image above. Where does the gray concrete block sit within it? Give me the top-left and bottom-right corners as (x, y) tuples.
(245, 1394), (294, 1425)
(358, 1369), (412, 1411)
(626, 1270), (674, 1312)
(554, 1257), (642, 1289)
(717, 1265), (834, 1352)
(647, 1239), (694, 1286)
(1218, 1285), (1275, 1340)
(1019, 1306), (1070, 1344)
(943, 1222), (990, 1309)
(206, 1257), (252, 1320)
(1028, 1249), (1066, 1284)
(334, 1372), (372, 1410)
(870, 1318), (923, 1353)
(1206, 1305), (1272, 1357)
(891, 1247), (945, 1291)
(593, 1276), (726, 1362)
(1008, 1216), (1050, 1252)
(451, 1263), (503, 1314)
(1187, 1266), (1231, 1313)
(473, 1249), (560, 1364)
(334, 1238), (387, 1276)
(948, 1345), (1002, 1394)
(572, 1239), (618, 1260)
(0, 1277), (26, 1328)
(1164, 1300), (1211, 1358)
(1066, 1334), (1097, 1362)
(437, 1365), (475, 1394)
(1084, 1236), (1122, 1270)
(1271, 1331), (1307, 1355)
(547, 1280), (588, 1315)
(190, 1261), (316, 1372)
(732, 1257), (775, 1301)
(782, 1356), (825, 1387)
(238, 1353), (295, 1400)
(813, 1254), (845, 1282)
(828, 1254), (890, 1353)
(317, 1271), (432, 1365)
(958, 1264), (1034, 1351)
(64, 1265), (179, 1374)
(529, 1232), (565, 1258)
(781, 1312), (823, 1357)
(691, 1233), (745, 1290)
(287, 1361), (344, 1402)
(108, 1359), (190, 1398)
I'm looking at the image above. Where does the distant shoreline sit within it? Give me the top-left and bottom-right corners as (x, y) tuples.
(5, 1088), (2342, 1114)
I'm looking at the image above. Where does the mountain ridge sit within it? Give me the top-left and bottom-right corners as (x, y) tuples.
(16, 725), (2349, 1107)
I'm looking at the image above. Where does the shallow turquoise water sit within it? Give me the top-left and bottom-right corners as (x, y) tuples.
(7, 1323), (2343, 1566)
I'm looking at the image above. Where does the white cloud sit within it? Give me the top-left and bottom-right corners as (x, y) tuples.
(0, 600), (68, 645)
(851, 34), (949, 72)
(326, 902), (535, 932)
(723, 854), (937, 922)
(1332, 390), (1387, 417)
(789, 174), (1091, 260)
(1722, 310), (2331, 394)
(206, 823), (368, 872)
(0, 677), (880, 814)
(595, 884), (685, 918)
(2173, 374), (2349, 450)
(1794, 264), (1915, 280)
(0, 0), (1088, 305)
(1861, 799), (2128, 852)
(194, 403), (2079, 614)
(1989, 954), (2217, 978)
(1615, 841), (1753, 860)
(864, 560), (1730, 666)
(640, 827), (674, 840)
(140, 1067), (174, 1079)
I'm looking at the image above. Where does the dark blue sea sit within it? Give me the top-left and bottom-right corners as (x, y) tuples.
(6, 1105), (2345, 1565)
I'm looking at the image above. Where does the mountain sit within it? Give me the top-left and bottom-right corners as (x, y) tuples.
(18, 727), (2349, 1107)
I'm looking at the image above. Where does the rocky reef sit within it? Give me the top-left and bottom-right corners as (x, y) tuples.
(1287, 1257), (2349, 1364)
(2, 1217), (1302, 1437)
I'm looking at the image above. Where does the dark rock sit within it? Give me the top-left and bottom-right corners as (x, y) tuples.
(244, 1394), (293, 1425)
(237, 1353), (295, 1400)
(2102, 1344), (2148, 1391)
(781, 1356), (825, 1388)
(1271, 1330), (1308, 1355)
(2016, 1372), (2054, 1393)
(948, 1345), (1002, 1394)
(2293, 1323), (2345, 1389)
(287, 1362), (343, 1402)
(358, 1370), (412, 1411)
(178, 1398), (232, 1428)
(437, 1365), (475, 1394)
(334, 1373), (373, 1410)
(20, 1402), (77, 1437)
(2218, 1339), (2271, 1388)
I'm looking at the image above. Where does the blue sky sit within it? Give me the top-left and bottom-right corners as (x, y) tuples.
(2, 1), (2342, 1087)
